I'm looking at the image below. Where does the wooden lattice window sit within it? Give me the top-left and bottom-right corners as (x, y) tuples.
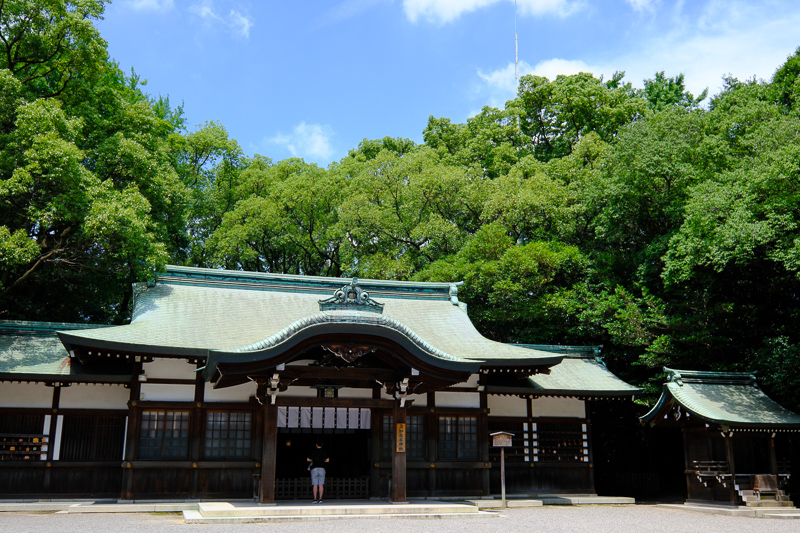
(438, 416), (478, 460)
(138, 410), (190, 459)
(60, 414), (126, 461)
(406, 415), (425, 459)
(534, 422), (588, 463)
(0, 413), (46, 461)
(381, 414), (425, 460)
(204, 411), (253, 459)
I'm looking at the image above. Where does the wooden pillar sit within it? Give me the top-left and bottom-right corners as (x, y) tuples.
(528, 397), (535, 489)
(122, 359), (143, 500)
(769, 434), (779, 476)
(426, 392), (437, 498)
(391, 401), (407, 503)
(585, 408), (596, 493)
(369, 407), (382, 498)
(188, 365), (205, 499)
(259, 402), (278, 504)
(479, 382), (490, 496)
(723, 431), (738, 505)
(43, 384), (61, 492)
(682, 428), (693, 501)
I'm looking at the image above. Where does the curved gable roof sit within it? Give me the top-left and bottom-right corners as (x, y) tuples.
(58, 266), (563, 375)
(641, 368), (800, 428)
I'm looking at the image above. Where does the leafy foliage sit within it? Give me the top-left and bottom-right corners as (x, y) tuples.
(2, 1), (799, 412)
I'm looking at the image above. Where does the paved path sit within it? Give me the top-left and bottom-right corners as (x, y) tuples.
(2, 505), (798, 533)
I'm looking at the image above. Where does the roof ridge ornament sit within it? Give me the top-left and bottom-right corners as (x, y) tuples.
(319, 278), (385, 313)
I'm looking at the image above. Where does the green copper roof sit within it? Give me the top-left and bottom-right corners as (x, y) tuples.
(485, 345), (640, 397)
(58, 266), (563, 374)
(0, 321), (128, 382)
(641, 368), (800, 428)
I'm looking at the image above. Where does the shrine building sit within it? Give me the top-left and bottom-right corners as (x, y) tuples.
(0, 265), (638, 502)
(642, 369), (799, 507)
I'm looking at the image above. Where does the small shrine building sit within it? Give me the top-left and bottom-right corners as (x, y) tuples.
(641, 368), (800, 506)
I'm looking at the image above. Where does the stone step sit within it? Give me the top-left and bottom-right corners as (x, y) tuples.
(466, 499), (543, 509)
(754, 507), (800, 518)
(662, 503), (800, 519)
(183, 509), (496, 523)
(67, 502), (198, 513)
(745, 500), (794, 508)
(184, 502), (493, 524)
(194, 501), (479, 519)
(762, 512), (800, 519)
(538, 496), (636, 505)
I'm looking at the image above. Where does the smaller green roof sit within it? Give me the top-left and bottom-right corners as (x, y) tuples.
(0, 321), (129, 383)
(484, 345), (640, 398)
(641, 368), (800, 428)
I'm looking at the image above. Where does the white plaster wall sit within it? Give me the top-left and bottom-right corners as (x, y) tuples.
(435, 391), (480, 408)
(531, 397), (585, 418)
(59, 383), (129, 409)
(406, 393), (426, 407)
(286, 385), (318, 398)
(0, 382), (53, 408)
(204, 381), (256, 403)
(142, 358), (196, 380)
(338, 388), (374, 399)
(463, 374), (480, 387)
(53, 415), (63, 460)
(488, 395), (528, 417)
(139, 383), (194, 402)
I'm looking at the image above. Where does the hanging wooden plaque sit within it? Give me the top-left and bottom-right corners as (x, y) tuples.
(396, 423), (406, 453)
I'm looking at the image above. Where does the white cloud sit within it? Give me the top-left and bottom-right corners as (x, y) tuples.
(474, 0), (800, 108)
(268, 123), (336, 163)
(189, 1), (254, 39)
(124, 0), (175, 10)
(625, 0), (657, 12)
(229, 10), (253, 38)
(323, 0), (391, 25)
(613, 0), (800, 97)
(403, 0), (578, 24)
(190, 0), (224, 22)
(477, 58), (606, 108)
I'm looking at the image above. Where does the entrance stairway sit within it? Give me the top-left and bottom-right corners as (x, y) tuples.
(182, 500), (493, 523)
(734, 474), (797, 517)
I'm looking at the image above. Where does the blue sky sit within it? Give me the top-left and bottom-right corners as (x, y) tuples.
(98, 0), (800, 166)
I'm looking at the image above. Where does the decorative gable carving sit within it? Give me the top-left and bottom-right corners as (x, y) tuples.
(321, 344), (377, 364)
(318, 278), (384, 313)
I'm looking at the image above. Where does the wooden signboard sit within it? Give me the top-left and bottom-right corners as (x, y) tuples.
(396, 423), (406, 453)
(492, 432), (513, 447)
(490, 431), (514, 508)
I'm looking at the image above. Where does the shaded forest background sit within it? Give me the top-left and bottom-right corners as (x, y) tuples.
(2, 1), (800, 413)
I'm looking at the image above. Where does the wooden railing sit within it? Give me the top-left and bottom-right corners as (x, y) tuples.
(275, 477), (369, 500)
(691, 460), (731, 488)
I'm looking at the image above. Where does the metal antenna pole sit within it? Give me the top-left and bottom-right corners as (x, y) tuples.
(515, 0), (519, 83)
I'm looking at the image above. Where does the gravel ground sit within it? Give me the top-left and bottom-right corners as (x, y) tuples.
(1, 506), (798, 533)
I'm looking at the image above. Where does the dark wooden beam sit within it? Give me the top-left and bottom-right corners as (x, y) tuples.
(121, 359), (143, 500)
(724, 433), (737, 505)
(275, 397), (399, 408)
(479, 376), (490, 496)
(369, 409), (382, 499)
(392, 401), (407, 503)
(259, 403), (278, 504)
(277, 366), (405, 382)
